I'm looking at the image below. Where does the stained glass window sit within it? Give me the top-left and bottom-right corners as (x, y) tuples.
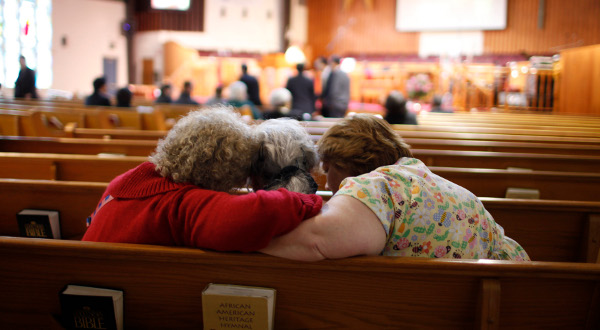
(0, 0), (52, 89)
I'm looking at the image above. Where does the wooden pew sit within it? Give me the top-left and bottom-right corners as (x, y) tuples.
(1, 179), (599, 263)
(65, 125), (600, 146)
(415, 149), (600, 173)
(64, 127), (167, 140)
(0, 109), (36, 136)
(0, 136), (157, 156)
(4, 135), (600, 157)
(419, 111), (600, 127)
(304, 120), (600, 137)
(0, 237), (599, 329)
(306, 124), (600, 138)
(415, 119), (600, 131)
(0, 106), (167, 133)
(0, 152), (145, 181)
(401, 138), (600, 156)
(2, 151), (600, 185)
(429, 166), (600, 201)
(0, 179), (107, 239)
(312, 166), (600, 201)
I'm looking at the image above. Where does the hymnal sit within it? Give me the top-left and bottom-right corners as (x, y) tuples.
(202, 283), (276, 330)
(60, 285), (124, 330)
(16, 209), (60, 239)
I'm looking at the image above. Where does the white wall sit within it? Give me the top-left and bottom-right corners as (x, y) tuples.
(134, 0), (282, 84)
(288, 0), (308, 46)
(419, 32), (484, 57)
(52, 0), (127, 97)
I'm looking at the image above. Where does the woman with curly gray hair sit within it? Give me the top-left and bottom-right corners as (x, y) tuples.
(83, 107), (322, 252)
(251, 118), (319, 194)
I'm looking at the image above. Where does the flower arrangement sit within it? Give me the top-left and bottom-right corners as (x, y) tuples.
(406, 73), (433, 100)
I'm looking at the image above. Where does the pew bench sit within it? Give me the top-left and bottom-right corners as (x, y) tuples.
(0, 237), (599, 329)
(1, 179), (599, 263)
(4, 135), (600, 157)
(66, 125), (600, 146)
(2, 151), (600, 186)
(0, 152), (145, 181)
(313, 166), (600, 201)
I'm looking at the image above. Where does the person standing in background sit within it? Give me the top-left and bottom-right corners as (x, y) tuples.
(285, 63), (316, 119)
(321, 56), (350, 118)
(240, 64), (262, 106)
(14, 56), (37, 99)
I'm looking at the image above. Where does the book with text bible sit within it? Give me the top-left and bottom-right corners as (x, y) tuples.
(16, 209), (61, 239)
(59, 285), (124, 330)
(202, 283), (276, 330)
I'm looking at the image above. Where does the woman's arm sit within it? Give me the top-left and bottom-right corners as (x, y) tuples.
(260, 195), (387, 261)
(176, 188), (322, 252)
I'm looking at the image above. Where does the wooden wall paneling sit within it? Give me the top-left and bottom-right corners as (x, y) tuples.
(559, 45), (600, 115)
(479, 0), (600, 54)
(307, 0), (600, 57)
(307, 0), (418, 57)
(134, 0), (204, 32)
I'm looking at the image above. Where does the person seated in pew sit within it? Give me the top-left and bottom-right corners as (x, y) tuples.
(175, 81), (200, 105)
(204, 85), (226, 106)
(262, 88), (302, 121)
(260, 114), (530, 261)
(430, 94), (454, 113)
(82, 107), (322, 252)
(85, 77), (112, 106)
(250, 118), (319, 194)
(155, 84), (173, 104)
(384, 90), (417, 125)
(116, 87), (132, 107)
(226, 81), (262, 120)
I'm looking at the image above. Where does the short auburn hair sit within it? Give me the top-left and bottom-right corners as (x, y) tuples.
(317, 114), (413, 176)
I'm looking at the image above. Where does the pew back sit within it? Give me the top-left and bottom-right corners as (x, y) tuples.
(0, 152), (145, 181)
(0, 179), (107, 239)
(0, 237), (599, 329)
(4, 136), (600, 156)
(1, 179), (599, 263)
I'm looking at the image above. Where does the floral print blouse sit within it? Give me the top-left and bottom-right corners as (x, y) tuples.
(336, 157), (530, 261)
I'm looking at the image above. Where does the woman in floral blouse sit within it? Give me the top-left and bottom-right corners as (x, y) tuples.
(261, 114), (530, 261)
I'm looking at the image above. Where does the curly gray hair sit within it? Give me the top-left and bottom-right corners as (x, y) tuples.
(150, 106), (257, 192)
(251, 118), (319, 194)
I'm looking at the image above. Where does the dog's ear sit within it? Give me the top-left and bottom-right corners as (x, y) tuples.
(251, 143), (267, 175)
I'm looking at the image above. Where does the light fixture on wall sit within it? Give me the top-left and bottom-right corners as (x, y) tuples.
(284, 45), (306, 64)
(340, 57), (356, 73)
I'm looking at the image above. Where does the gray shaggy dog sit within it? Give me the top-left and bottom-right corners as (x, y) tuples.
(251, 118), (319, 194)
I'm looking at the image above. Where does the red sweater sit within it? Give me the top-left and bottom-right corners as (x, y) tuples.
(82, 162), (322, 252)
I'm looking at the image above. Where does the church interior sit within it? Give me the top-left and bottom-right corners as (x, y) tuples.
(1, 0), (600, 329)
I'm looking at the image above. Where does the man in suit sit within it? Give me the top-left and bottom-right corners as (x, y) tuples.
(321, 56), (350, 118)
(285, 63), (316, 119)
(14, 56), (37, 99)
(240, 64), (262, 106)
(85, 77), (111, 106)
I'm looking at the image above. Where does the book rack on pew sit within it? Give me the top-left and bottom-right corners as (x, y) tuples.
(0, 237), (599, 329)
